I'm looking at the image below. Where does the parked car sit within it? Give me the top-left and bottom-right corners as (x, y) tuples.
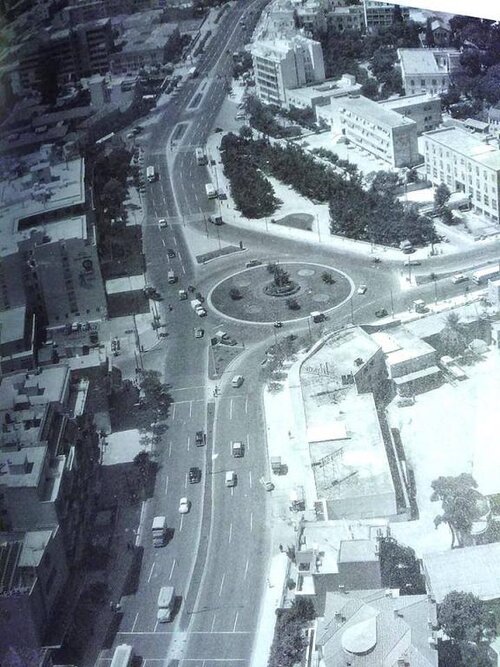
(194, 328), (204, 338)
(158, 218), (168, 228)
(225, 471), (237, 487)
(189, 467), (201, 484)
(375, 308), (388, 318)
(167, 249), (176, 258)
(195, 430), (205, 446)
(245, 259), (262, 268)
(357, 285), (367, 295)
(178, 497), (190, 514)
(451, 274), (469, 284)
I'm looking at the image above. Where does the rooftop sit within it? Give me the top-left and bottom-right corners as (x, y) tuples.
(424, 127), (500, 170)
(380, 92), (440, 110)
(0, 446), (46, 489)
(371, 327), (435, 366)
(424, 542), (500, 602)
(331, 94), (417, 129)
(19, 530), (53, 568)
(338, 539), (378, 564)
(398, 48), (459, 75)
(0, 306), (27, 345)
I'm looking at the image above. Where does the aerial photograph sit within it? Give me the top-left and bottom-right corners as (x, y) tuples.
(0, 0), (500, 665)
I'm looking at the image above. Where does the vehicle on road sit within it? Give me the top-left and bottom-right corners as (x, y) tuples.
(143, 286), (161, 300)
(413, 299), (427, 313)
(264, 480), (275, 492)
(178, 289), (187, 300)
(146, 165), (157, 182)
(188, 66), (198, 78)
(246, 259), (262, 268)
(110, 644), (134, 667)
(403, 259), (421, 267)
(357, 285), (367, 295)
(375, 308), (388, 318)
(194, 328), (204, 338)
(191, 299), (207, 317)
(189, 467), (202, 483)
(158, 218), (168, 228)
(400, 240), (414, 254)
(152, 516), (167, 547)
(195, 430), (205, 446)
(167, 269), (176, 284)
(273, 321), (283, 328)
(451, 273), (469, 284)
(157, 586), (175, 623)
(218, 191), (227, 200)
(208, 215), (223, 225)
(225, 470), (237, 487)
(178, 497), (190, 514)
(167, 249), (176, 258)
(195, 147), (207, 165)
(232, 441), (244, 458)
(471, 265), (500, 284)
(214, 331), (236, 346)
(205, 182), (217, 199)
(231, 374), (244, 388)
(311, 311), (326, 322)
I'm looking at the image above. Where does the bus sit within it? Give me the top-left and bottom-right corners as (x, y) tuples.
(146, 166), (157, 182)
(195, 147), (207, 166)
(110, 644), (134, 667)
(471, 264), (500, 285)
(205, 183), (217, 199)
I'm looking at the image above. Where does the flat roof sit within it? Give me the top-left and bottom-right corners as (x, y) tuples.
(0, 306), (26, 344)
(371, 328), (435, 365)
(331, 95), (416, 129)
(424, 127), (500, 170)
(19, 530), (53, 567)
(105, 274), (145, 294)
(398, 48), (458, 75)
(338, 539), (378, 563)
(0, 446), (46, 489)
(380, 93), (440, 110)
(424, 543), (500, 602)
(0, 365), (70, 411)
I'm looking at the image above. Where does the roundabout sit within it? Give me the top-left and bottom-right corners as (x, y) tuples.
(209, 261), (354, 324)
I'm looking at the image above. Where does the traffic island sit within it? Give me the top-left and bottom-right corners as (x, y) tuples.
(209, 262), (352, 324)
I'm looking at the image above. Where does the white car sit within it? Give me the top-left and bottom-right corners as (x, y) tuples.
(357, 285), (367, 295)
(158, 218), (167, 228)
(178, 497), (190, 514)
(451, 274), (468, 284)
(225, 471), (237, 487)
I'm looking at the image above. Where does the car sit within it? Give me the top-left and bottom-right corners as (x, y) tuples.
(264, 480), (275, 492)
(189, 467), (202, 484)
(158, 218), (168, 228)
(274, 321), (283, 328)
(195, 430), (205, 446)
(225, 471), (237, 487)
(245, 259), (262, 268)
(357, 285), (367, 295)
(452, 273), (469, 284)
(194, 328), (204, 338)
(375, 308), (388, 318)
(218, 192), (227, 201)
(178, 497), (190, 514)
(167, 249), (176, 258)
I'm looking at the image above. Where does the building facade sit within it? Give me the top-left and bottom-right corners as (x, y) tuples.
(423, 127), (500, 222)
(251, 34), (325, 107)
(398, 48), (461, 96)
(379, 93), (442, 135)
(363, 0), (409, 32)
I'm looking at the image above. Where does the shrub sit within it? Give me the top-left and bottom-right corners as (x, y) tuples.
(286, 298), (300, 310)
(229, 287), (242, 300)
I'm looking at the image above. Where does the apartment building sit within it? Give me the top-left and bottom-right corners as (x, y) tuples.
(251, 33), (325, 106)
(319, 94), (419, 167)
(363, 0), (409, 32)
(328, 5), (364, 32)
(398, 48), (461, 96)
(423, 127), (500, 222)
(63, 0), (156, 25)
(379, 93), (442, 134)
(285, 73), (360, 110)
(0, 528), (69, 653)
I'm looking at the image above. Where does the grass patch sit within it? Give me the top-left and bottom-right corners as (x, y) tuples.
(196, 245), (243, 264)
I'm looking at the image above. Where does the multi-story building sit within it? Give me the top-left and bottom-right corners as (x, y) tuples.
(362, 0), (409, 32)
(318, 93), (420, 167)
(109, 18), (180, 75)
(0, 305), (36, 373)
(488, 104), (500, 137)
(72, 18), (114, 76)
(423, 127), (500, 222)
(251, 33), (325, 107)
(379, 93), (442, 134)
(398, 48), (461, 96)
(63, 0), (155, 25)
(0, 528), (69, 653)
(328, 5), (364, 32)
(285, 72), (360, 110)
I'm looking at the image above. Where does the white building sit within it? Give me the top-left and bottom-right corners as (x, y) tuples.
(285, 73), (360, 110)
(423, 127), (500, 222)
(318, 93), (420, 168)
(398, 48), (461, 96)
(379, 93), (441, 135)
(251, 33), (325, 107)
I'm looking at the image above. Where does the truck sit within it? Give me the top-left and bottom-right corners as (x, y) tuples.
(205, 182), (217, 199)
(110, 644), (134, 667)
(471, 265), (500, 285)
(195, 147), (208, 166)
(152, 516), (167, 547)
(157, 585), (175, 623)
(191, 298), (207, 316)
(146, 165), (157, 182)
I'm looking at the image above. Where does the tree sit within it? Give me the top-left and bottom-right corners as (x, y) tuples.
(438, 591), (485, 642)
(425, 18), (435, 47)
(439, 312), (468, 357)
(441, 206), (455, 225)
(431, 473), (479, 547)
(229, 287), (242, 300)
(369, 171), (401, 196)
(434, 183), (451, 211)
(429, 272), (438, 303)
(361, 78), (379, 99)
(392, 4), (403, 24)
(101, 178), (126, 217)
(38, 56), (60, 106)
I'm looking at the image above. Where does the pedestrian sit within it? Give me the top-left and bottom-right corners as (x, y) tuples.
(279, 544), (283, 552)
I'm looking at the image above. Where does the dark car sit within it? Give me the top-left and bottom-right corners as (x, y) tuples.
(375, 308), (388, 318)
(195, 430), (205, 446)
(245, 259), (262, 268)
(167, 249), (176, 258)
(189, 467), (202, 484)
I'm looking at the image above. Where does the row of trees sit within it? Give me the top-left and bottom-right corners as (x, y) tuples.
(219, 133), (279, 218)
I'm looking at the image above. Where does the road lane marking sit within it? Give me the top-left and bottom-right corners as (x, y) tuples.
(228, 522), (232, 543)
(162, 239), (166, 247)
(244, 558), (249, 580)
(245, 397), (248, 414)
(211, 614), (217, 632)
(180, 514), (184, 532)
(230, 486), (234, 497)
(172, 404), (176, 420)
(218, 573), (225, 597)
(168, 441), (172, 457)
(233, 611), (239, 633)
(187, 436), (191, 451)
(249, 470), (252, 488)
(246, 433), (250, 453)
(165, 476), (169, 495)
(250, 512), (253, 532)
(154, 620), (159, 633)
(173, 236), (178, 246)
(189, 400), (193, 418)
(132, 612), (139, 632)
(229, 399), (233, 420)
(148, 562), (155, 583)
(169, 559), (176, 581)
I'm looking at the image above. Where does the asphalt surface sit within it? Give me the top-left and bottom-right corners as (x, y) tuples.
(111, 1), (500, 664)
